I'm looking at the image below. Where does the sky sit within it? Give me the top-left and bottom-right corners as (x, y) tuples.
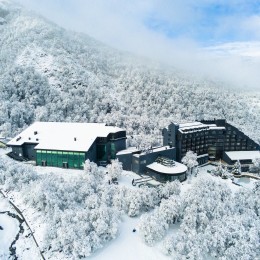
(14, 0), (260, 89)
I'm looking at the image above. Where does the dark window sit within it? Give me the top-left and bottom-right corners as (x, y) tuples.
(97, 145), (106, 161)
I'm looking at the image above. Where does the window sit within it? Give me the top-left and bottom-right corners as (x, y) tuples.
(45, 151), (51, 165)
(67, 152), (73, 168)
(73, 153), (79, 168)
(51, 151), (58, 166)
(57, 151), (63, 167)
(41, 150), (47, 162)
(111, 143), (116, 159)
(36, 150), (41, 165)
(79, 153), (85, 169)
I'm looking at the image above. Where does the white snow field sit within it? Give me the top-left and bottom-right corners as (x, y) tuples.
(89, 215), (170, 260)
(0, 198), (19, 259)
(0, 195), (41, 260)
(0, 148), (259, 260)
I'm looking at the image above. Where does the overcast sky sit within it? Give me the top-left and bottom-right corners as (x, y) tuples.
(14, 0), (260, 89)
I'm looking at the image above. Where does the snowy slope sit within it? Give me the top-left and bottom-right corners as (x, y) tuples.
(0, 195), (41, 260)
(0, 0), (259, 145)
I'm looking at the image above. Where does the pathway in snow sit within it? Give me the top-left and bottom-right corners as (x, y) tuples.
(89, 215), (171, 260)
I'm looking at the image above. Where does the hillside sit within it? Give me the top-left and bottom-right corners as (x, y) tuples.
(0, 0), (259, 145)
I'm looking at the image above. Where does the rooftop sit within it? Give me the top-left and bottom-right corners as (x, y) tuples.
(178, 121), (225, 133)
(132, 146), (173, 158)
(224, 151), (260, 161)
(147, 161), (187, 175)
(7, 122), (125, 152)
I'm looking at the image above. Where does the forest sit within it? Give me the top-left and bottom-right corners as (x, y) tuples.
(1, 153), (259, 259)
(0, 2), (260, 259)
(0, 1), (259, 147)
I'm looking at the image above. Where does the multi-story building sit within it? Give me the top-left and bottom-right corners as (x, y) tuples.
(162, 119), (259, 164)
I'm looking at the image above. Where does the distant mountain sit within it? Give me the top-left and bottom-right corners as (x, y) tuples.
(0, 0), (259, 145)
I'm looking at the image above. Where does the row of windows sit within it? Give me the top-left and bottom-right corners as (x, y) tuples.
(36, 150), (85, 169)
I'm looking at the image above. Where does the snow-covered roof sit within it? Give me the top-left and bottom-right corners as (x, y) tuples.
(224, 151), (260, 161)
(197, 153), (208, 158)
(7, 122), (125, 152)
(131, 146), (174, 158)
(116, 147), (139, 155)
(146, 161), (187, 175)
(179, 122), (204, 128)
(208, 126), (226, 130)
(178, 121), (226, 133)
(178, 122), (209, 133)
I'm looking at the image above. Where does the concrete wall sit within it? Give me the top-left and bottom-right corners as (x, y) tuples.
(11, 146), (23, 157)
(22, 143), (37, 160)
(117, 147), (176, 174)
(132, 147), (176, 175)
(113, 138), (126, 152)
(116, 152), (133, 171)
(86, 142), (97, 162)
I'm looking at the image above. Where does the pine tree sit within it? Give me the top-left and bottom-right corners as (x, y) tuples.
(232, 160), (241, 175)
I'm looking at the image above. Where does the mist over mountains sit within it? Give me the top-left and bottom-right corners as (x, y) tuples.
(0, 0), (259, 144)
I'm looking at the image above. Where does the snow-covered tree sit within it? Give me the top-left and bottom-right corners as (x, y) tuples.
(213, 160), (224, 177)
(106, 159), (123, 181)
(232, 160), (241, 175)
(249, 157), (260, 174)
(158, 195), (182, 224)
(138, 209), (168, 246)
(181, 150), (198, 175)
(158, 181), (181, 199)
(213, 161), (229, 179)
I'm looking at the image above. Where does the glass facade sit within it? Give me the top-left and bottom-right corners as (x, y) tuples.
(111, 143), (116, 159)
(36, 150), (85, 169)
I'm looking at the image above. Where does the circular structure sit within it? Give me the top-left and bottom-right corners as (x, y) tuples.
(146, 157), (187, 182)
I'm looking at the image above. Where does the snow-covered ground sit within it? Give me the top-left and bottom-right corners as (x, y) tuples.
(0, 198), (19, 259)
(0, 194), (41, 260)
(0, 149), (258, 260)
(89, 215), (170, 260)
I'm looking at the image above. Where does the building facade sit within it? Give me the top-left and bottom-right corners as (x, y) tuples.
(162, 119), (259, 164)
(116, 146), (188, 182)
(7, 122), (126, 169)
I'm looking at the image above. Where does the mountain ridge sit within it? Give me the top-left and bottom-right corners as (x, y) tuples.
(0, 1), (259, 145)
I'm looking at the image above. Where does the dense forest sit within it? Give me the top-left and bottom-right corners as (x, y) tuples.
(0, 1), (260, 259)
(0, 1), (259, 146)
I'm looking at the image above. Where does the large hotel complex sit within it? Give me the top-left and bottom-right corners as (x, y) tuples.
(7, 119), (260, 182)
(162, 119), (259, 165)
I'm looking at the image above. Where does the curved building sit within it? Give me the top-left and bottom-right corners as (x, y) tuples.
(146, 156), (187, 182)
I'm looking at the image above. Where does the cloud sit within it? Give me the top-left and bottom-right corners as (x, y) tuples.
(13, 0), (260, 89)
